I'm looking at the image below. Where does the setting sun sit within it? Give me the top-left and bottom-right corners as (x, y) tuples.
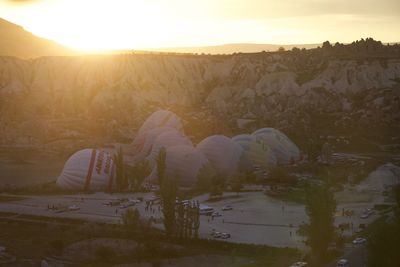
(0, 0), (399, 51)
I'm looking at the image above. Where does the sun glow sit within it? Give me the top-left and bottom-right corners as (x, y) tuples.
(0, 0), (399, 51)
(1, 0), (183, 51)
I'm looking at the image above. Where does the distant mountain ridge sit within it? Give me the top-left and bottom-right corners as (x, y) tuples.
(140, 43), (320, 54)
(0, 17), (321, 58)
(0, 18), (76, 59)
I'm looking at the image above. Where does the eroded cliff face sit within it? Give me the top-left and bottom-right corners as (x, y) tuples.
(1, 42), (400, 153)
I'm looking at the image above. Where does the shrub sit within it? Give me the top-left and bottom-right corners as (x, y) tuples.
(49, 239), (64, 254)
(95, 246), (116, 262)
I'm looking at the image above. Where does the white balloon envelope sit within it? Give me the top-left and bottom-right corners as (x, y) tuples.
(137, 110), (183, 136)
(197, 135), (244, 177)
(56, 149), (116, 191)
(252, 128), (300, 165)
(145, 145), (211, 187)
(146, 131), (193, 168)
(232, 134), (277, 169)
(130, 126), (176, 163)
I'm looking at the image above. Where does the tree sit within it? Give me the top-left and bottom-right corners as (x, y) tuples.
(121, 208), (141, 230)
(367, 184), (400, 267)
(368, 222), (400, 267)
(195, 164), (217, 192)
(156, 147), (167, 185)
(194, 164), (224, 199)
(160, 176), (178, 236)
(230, 174), (244, 195)
(209, 175), (225, 199)
(394, 185), (400, 209)
(305, 184), (336, 265)
(278, 46), (285, 52)
(126, 160), (150, 191)
(114, 147), (126, 190)
(95, 246), (116, 262)
(268, 166), (296, 184)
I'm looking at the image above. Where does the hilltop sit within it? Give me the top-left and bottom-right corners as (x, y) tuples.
(0, 18), (76, 59)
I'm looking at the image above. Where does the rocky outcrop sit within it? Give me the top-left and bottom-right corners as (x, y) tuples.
(0, 39), (399, 153)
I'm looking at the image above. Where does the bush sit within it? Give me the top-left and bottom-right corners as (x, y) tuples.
(49, 239), (64, 254)
(95, 246), (116, 262)
(268, 166), (297, 184)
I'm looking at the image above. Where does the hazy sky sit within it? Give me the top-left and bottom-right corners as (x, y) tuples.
(0, 0), (399, 50)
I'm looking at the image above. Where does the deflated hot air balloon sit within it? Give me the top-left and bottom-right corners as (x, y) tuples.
(137, 110), (183, 136)
(56, 149), (116, 191)
(145, 145), (212, 187)
(146, 130), (193, 168)
(130, 126), (177, 163)
(252, 128), (300, 165)
(232, 134), (277, 169)
(197, 135), (245, 177)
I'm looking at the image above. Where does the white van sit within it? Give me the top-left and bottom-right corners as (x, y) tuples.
(336, 259), (349, 267)
(199, 205), (214, 215)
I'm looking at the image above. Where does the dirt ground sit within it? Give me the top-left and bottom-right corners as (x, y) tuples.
(0, 150), (67, 187)
(0, 216), (298, 267)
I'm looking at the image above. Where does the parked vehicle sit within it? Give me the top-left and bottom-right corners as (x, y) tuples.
(200, 205), (214, 215)
(352, 237), (367, 245)
(336, 259), (349, 267)
(212, 211), (222, 217)
(222, 205), (233, 211)
(103, 200), (121, 206)
(128, 198), (141, 204)
(68, 204), (80, 211)
(119, 202), (136, 209)
(290, 262), (308, 267)
(220, 233), (231, 239)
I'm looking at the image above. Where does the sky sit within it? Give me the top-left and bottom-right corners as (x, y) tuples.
(0, 0), (399, 51)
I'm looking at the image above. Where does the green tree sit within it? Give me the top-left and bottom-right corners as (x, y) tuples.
(209, 176), (225, 199)
(195, 164), (216, 192)
(394, 184), (400, 209)
(156, 147), (167, 185)
(126, 159), (150, 191)
(368, 222), (400, 267)
(121, 208), (141, 230)
(367, 184), (400, 267)
(160, 176), (178, 236)
(95, 246), (116, 262)
(114, 147), (126, 190)
(305, 184), (336, 265)
(230, 174), (244, 195)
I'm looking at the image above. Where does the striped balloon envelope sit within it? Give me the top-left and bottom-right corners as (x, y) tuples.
(56, 149), (116, 191)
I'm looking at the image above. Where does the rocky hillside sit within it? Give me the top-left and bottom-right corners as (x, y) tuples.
(1, 38), (400, 155)
(0, 18), (76, 59)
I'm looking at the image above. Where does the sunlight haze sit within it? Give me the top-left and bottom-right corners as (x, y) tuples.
(0, 0), (399, 51)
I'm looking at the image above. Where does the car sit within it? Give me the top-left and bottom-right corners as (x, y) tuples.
(352, 237), (367, 245)
(199, 206), (214, 215)
(120, 202), (136, 209)
(361, 208), (374, 218)
(336, 259), (349, 267)
(211, 211), (222, 217)
(290, 262), (308, 267)
(128, 198), (141, 204)
(103, 200), (121, 206)
(211, 231), (222, 238)
(68, 204), (80, 211)
(222, 205), (233, 211)
(366, 208), (374, 215)
(220, 232), (231, 239)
